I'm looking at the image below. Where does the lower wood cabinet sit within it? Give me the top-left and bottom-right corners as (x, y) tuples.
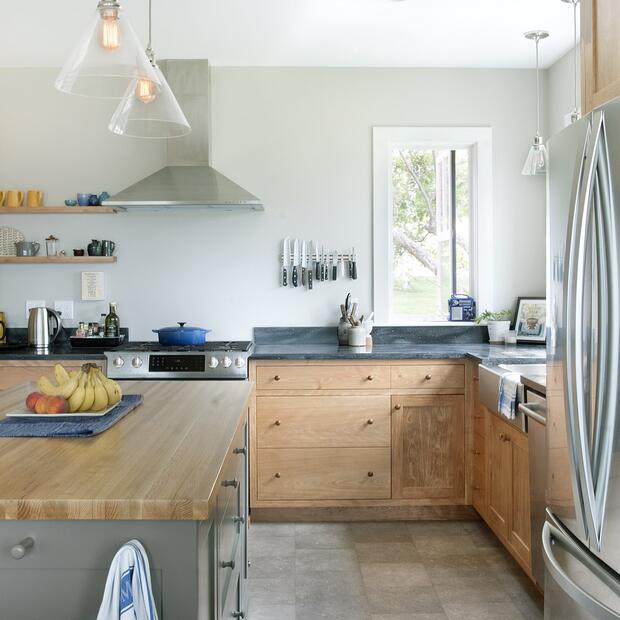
(391, 395), (465, 501)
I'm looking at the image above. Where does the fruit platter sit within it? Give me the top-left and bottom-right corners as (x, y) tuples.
(11, 363), (124, 418)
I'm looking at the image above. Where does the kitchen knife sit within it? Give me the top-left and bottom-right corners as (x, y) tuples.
(282, 237), (290, 287)
(320, 245), (325, 281)
(351, 247), (357, 280)
(292, 239), (299, 287)
(332, 250), (338, 280)
(301, 240), (307, 286)
(339, 252), (346, 277)
(348, 249), (353, 278)
(308, 246), (313, 290)
(314, 241), (321, 281)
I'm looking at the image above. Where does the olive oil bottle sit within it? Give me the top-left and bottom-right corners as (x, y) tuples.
(104, 302), (120, 337)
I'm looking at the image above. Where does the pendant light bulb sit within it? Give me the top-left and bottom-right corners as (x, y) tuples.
(135, 78), (158, 104)
(100, 7), (121, 50)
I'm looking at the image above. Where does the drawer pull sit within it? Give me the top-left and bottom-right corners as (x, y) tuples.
(473, 450), (482, 455)
(367, 375), (374, 381)
(274, 419), (282, 426)
(274, 375), (281, 381)
(367, 471), (374, 477)
(394, 404), (402, 410)
(220, 560), (235, 569)
(222, 479), (239, 488)
(10, 537), (34, 560)
(231, 612), (245, 619)
(474, 415), (483, 420)
(233, 447), (247, 455)
(473, 376), (480, 382)
(425, 374), (432, 381)
(275, 472), (281, 478)
(473, 486), (482, 491)
(366, 418), (374, 425)
(499, 433), (510, 442)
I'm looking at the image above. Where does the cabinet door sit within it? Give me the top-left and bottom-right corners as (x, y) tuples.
(508, 428), (532, 568)
(486, 415), (512, 539)
(391, 395), (465, 500)
(581, 0), (620, 113)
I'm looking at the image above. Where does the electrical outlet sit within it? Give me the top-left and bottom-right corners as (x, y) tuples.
(54, 300), (74, 320)
(25, 300), (46, 321)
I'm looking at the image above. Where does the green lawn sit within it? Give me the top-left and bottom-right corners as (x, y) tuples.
(394, 278), (439, 318)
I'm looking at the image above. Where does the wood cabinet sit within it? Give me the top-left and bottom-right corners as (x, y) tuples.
(581, 0), (620, 113)
(391, 395), (465, 501)
(0, 359), (107, 391)
(256, 364), (389, 390)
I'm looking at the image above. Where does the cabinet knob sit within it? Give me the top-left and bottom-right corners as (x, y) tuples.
(367, 418), (374, 425)
(220, 560), (235, 569)
(394, 404), (402, 410)
(233, 447), (247, 455)
(275, 472), (281, 478)
(425, 374), (432, 381)
(222, 479), (239, 488)
(473, 450), (481, 455)
(231, 612), (245, 619)
(367, 471), (374, 477)
(10, 537), (34, 560)
(274, 375), (281, 381)
(474, 415), (483, 420)
(473, 376), (480, 382)
(499, 433), (510, 442)
(473, 486), (482, 491)
(367, 375), (374, 381)
(274, 419), (281, 426)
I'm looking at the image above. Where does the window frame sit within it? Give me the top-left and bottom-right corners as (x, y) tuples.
(372, 126), (494, 325)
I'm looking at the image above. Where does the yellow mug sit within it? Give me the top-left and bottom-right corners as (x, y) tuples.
(0, 312), (5, 344)
(0, 191), (5, 206)
(6, 190), (24, 208)
(27, 190), (43, 208)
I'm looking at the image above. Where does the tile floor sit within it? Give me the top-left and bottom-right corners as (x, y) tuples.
(247, 520), (543, 620)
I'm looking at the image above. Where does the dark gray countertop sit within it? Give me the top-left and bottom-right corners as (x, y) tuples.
(0, 342), (108, 361)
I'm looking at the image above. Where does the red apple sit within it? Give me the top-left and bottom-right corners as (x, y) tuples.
(26, 392), (43, 412)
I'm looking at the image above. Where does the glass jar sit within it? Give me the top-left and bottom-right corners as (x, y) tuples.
(45, 235), (59, 256)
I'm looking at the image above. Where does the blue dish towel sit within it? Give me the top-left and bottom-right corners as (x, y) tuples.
(0, 395), (143, 438)
(498, 373), (520, 420)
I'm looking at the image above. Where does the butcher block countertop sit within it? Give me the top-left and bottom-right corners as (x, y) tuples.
(0, 380), (252, 521)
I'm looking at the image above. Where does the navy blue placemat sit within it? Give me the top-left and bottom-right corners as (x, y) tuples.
(0, 394), (143, 438)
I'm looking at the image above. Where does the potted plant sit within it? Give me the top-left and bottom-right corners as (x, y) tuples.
(476, 309), (513, 343)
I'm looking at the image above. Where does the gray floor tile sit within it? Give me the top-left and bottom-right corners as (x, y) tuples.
(355, 541), (419, 564)
(350, 522), (413, 542)
(247, 603), (296, 620)
(296, 568), (366, 602)
(296, 599), (370, 620)
(250, 556), (296, 579)
(296, 548), (359, 572)
(360, 563), (432, 590)
(442, 601), (527, 620)
(295, 523), (354, 549)
(371, 615), (448, 620)
(366, 586), (443, 615)
(248, 576), (295, 606)
(411, 533), (479, 558)
(433, 576), (513, 605)
(407, 521), (472, 537)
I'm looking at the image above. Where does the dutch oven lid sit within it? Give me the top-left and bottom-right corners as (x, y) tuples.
(152, 322), (208, 333)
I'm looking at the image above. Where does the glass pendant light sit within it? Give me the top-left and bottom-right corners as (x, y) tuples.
(522, 30), (549, 176)
(562, 0), (581, 123)
(55, 0), (161, 99)
(108, 0), (191, 138)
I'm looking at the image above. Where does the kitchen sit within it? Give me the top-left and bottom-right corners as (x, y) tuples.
(0, 1), (618, 619)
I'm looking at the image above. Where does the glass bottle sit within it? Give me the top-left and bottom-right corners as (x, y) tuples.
(104, 302), (120, 337)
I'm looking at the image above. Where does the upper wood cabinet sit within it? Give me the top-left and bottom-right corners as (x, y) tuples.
(581, 0), (620, 113)
(391, 394), (465, 501)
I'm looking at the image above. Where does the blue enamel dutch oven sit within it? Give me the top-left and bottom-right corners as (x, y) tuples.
(152, 322), (212, 346)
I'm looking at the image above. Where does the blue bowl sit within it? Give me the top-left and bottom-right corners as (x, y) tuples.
(64, 199), (78, 207)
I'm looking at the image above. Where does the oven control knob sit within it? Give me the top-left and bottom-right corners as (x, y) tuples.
(234, 357), (246, 369)
(208, 356), (219, 369)
(131, 356), (143, 368)
(223, 356), (233, 368)
(113, 356), (125, 368)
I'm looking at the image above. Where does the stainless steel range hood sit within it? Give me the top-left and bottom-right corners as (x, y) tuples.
(102, 60), (263, 212)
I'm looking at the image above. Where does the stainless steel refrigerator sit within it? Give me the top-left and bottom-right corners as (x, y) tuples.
(546, 96), (620, 618)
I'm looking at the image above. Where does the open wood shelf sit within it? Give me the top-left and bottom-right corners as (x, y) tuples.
(0, 256), (117, 264)
(0, 206), (120, 214)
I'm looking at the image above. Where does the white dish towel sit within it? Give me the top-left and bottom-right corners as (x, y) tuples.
(97, 539), (158, 620)
(498, 372), (520, 420)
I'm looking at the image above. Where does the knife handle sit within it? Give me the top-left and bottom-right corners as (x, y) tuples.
(308, 269), (313, 290)
(348, 260), (353, 278)
(352, 262), (357, 280)
(283, 267), (288, 287)
(292, 266), (298, 287)
(301, 267), (306, 286)
(332, 265), (337, 280)
(315, 262), (320, 280)
(320, 262), (325, 281)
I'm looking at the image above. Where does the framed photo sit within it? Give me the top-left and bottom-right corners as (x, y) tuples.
(513, 297), (546, 344)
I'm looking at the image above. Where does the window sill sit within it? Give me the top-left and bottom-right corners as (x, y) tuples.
(386, 320), (479, 327)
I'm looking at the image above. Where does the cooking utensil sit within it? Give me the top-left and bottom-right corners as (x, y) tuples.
(351, 247), (358, 280)
(28, 307), (62, 350)
(152, 322), (211, 346)
(292, 239), (299, 287)
(282, 237), (290, 286)
(314, 240), (320, 281)
(345, 293), (351, 316)
(301, 240), (307, 286)
(320, 244), (325, 281)
(307, 241), (314, 290)
(332, 250), (338, 280)
(340, 253), (346, 277)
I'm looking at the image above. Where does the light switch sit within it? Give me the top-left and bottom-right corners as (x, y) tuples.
(25, 300), (46, 321)
(54, 300), (74, 320)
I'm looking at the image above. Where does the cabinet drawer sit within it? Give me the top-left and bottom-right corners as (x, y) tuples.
(391, 364), (464, 390)
(256, 365), (389, 390)
(256, 395), (391, 448)
(257, 447), (391, 500)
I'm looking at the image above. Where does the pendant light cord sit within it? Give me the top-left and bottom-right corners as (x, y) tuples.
(146, 0), (153, 61)
(536, 36), (541, 135)
(573, 1), (578, 115)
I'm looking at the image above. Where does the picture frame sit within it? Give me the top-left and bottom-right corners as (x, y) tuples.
(512, 297), (546, 344)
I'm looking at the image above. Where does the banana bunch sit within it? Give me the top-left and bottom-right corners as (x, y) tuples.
(38, 363), (122, 413)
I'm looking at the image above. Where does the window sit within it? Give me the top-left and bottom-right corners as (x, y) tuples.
(373, 127), (493, 324)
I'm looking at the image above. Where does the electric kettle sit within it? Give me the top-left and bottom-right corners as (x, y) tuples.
(28, 307), (62, 350)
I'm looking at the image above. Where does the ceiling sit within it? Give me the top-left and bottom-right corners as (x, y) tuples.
(3, 0), (578, 68)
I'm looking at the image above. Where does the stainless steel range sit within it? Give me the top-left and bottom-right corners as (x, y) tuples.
(104, 341), (253, 380)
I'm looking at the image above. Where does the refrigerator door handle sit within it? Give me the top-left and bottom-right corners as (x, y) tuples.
(543, 519), (620, 620)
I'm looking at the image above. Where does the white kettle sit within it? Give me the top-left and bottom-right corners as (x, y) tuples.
(27, 307), (62, 350)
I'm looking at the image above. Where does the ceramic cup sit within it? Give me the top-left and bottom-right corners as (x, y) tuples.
(15, 241), (40, 256)
(87, 239), (102, 256)
(73, 249), (85, 257)
(0, 191), (5, 206)
(77, 193), (91, 206)
(88, 194), (99, 206)
(348, 326), (367, 347)
(27, 190), (43, 208)
(101, 240), (116, 256)
(6, 190), (24, 208)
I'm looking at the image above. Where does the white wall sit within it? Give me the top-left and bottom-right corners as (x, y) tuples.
(547, 47), (581, 138)
(0, 67), (547, 340)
